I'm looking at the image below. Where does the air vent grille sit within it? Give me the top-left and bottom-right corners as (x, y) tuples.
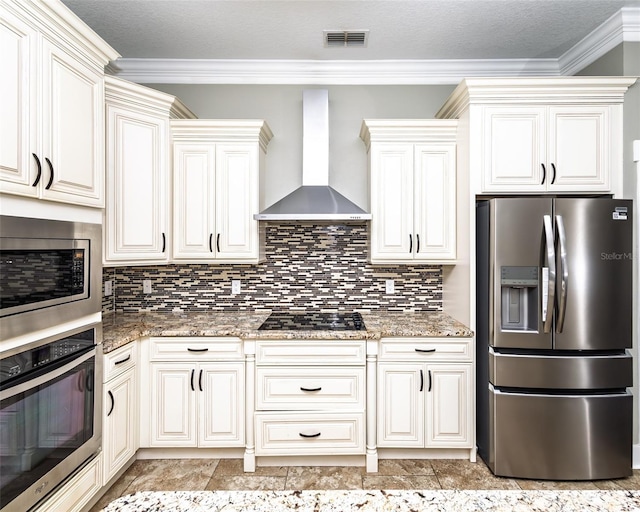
(324, 30), (369, 48)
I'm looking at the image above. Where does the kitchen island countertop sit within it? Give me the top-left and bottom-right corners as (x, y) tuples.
(101, 310), (473, 354)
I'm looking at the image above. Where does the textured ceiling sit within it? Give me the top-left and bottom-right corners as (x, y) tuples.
(61, 0), (640, 61)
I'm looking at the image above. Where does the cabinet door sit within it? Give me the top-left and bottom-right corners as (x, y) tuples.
(199, 362), (245, 446)
(0, 7), (37, 197)
(425, 364), (472, 447)
(481, 106), (546, 192)
(547, 106), (610, 192)
(377, 363), (424, 447)
(173, 143), (216, 260)
(105, 105), (169, 264)
(215, 144), (259, 260)
(149, 363), (196, 446)
(103, 367), (137, 483)
(370, 144), (414, 262)
(39, 36), (105, 207)
(414, 144), (456, 260)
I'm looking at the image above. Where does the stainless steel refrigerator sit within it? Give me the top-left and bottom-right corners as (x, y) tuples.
(476, 197), (633, 480)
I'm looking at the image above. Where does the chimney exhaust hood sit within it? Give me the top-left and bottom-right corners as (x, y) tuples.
(254, 90), (371, 221)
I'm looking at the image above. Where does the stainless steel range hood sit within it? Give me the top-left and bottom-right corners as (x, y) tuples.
(254, 90), (371, 221)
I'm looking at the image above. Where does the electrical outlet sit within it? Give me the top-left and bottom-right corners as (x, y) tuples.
(104, 280), (113, 296)
(385, 279), (395, 294)
(143, 280), (152, 294)
(231, 280), (241, 295)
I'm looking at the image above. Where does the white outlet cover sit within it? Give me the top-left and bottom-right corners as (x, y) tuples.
(143, 280), (152, 294)
(232, 280), (241, 294)
(385, 279), (395, 294)
(104, 280), (113, 296)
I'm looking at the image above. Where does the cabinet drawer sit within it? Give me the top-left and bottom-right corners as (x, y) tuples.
(256, 367), (365, 410)
(255, 341), (365, 365)
(103, 343), (137, 382)
(149, 337), (243, 361)
(255, 412), (365, 455)
(379, 338), (472, 361)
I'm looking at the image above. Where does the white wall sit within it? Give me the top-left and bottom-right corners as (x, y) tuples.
(146, 84), (454, 211)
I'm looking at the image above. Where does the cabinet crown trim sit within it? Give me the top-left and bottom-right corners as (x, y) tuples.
(360, 119), (458, 151)
(171, 120), (274, 151)
(436, 77), (638, 120)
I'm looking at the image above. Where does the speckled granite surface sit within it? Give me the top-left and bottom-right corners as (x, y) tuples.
(102, 489), (640, 511)
(101, 311), (472, 353)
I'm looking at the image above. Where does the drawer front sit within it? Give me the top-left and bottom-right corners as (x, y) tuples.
(256, 341), (365, 365)
(256, 367), (365, 410)
(255, 412), (365, 455)
(103, 343), (137, 382)
(379, 338), (472, 362)
(149, 337), (243, 361)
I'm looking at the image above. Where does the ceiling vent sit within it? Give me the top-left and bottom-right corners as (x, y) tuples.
(324, 30), (369, 48)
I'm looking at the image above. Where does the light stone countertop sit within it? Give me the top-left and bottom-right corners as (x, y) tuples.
(101, 310), (473, 354)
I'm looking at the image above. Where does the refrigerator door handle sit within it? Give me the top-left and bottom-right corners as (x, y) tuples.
(555, 215), (569, 332)
(542, 215), (556, 333)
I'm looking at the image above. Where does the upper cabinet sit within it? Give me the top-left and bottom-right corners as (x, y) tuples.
(0, 0), (119, 208)
(171, 120), (273, 264)
(103, 77), (195, 266)
(360, 120), (457, 264)
(436, 77), (636, 196)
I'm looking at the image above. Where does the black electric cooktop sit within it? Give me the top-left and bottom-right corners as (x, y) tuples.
(258, 312), (366, 331)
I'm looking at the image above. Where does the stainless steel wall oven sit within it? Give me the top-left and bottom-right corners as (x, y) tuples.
(0, 323), (103, 512)
(0, 216), (102, 340)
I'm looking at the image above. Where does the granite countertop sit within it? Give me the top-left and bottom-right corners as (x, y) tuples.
(101, 310), (473, 354)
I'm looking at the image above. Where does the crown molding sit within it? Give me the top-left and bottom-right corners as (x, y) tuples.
(107, 7), (640, 85)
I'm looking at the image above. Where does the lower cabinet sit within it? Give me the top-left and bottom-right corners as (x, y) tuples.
(103, 343), (138, 484)
(377, 338), (473, 449)
(142, 337), (245, 448)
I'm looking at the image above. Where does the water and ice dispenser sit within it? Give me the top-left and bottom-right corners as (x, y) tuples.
(500, 266), (539, 332)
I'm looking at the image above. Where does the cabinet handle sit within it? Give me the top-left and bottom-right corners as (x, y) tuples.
(216, 233), (220, 253)
(299, 432), (321, 438)
(409, 234), (413, 253)
(199, 369), (203, 392)
(419, 369), (424, 392)
(190, 368), (195, 391)
(428, 370), (432, 392)
(187, 347), (209, 352)
(209, 234), (214, 253)
(31, 153), (42, 186)
(162, 233), (166, 253)
(300, 386), (322, 392)
(415, 348), (436, 353)
(107, 390), (115, 417)
(114, 355), (131, 365)
(551, 163), (557, 185)
(416, 234), (420, 254)
(44, 157), (54, 189)
(541, 163), (546, 184)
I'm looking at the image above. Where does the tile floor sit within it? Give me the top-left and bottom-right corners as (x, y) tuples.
(91, 458), (640, 511)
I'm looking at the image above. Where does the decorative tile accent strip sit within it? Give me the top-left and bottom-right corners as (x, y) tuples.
(103, 224), (442, 313)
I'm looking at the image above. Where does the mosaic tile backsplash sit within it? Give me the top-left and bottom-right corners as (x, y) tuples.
(102, 224), (442, 314)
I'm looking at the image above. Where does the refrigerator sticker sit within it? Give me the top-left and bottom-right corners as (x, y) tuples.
(613, 206), (628, 220)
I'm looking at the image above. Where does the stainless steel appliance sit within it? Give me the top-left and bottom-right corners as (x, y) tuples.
(258, 311), (366, 331)
(476, 197), (633, 480)
(0, 323), (103, 512)
(0, 216), (102, 340)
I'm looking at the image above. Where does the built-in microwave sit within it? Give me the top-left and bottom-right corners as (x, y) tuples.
(0, 216), (102, 340)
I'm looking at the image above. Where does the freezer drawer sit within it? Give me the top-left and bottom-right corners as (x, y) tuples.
(489, 387), (632, 480)
(489, 349), (632, 389)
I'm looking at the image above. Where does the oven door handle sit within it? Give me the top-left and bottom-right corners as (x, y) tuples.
(0, 348), (96, 400)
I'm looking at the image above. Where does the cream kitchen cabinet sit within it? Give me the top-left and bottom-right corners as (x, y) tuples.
(102, 343), (138, 484)
(377, 338), (473, 452)
(360, 120), (457, 264)
(252, 340), (366, 462)
(171, 121), (272, 263)
(0, 0), (118, 208)
(435, 77), (635, 197)
(481, 104), (614, 193)
(104, 77), (195, 265)
(141, 338), (244, 448)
